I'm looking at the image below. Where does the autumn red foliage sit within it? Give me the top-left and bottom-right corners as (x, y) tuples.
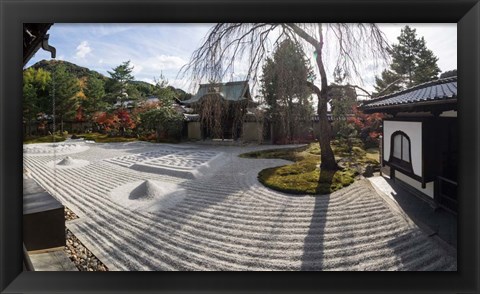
(115, 108), (136, 130)
(75, 106), (86, 122)
(93, 108), (136, 135)
(94, 111), (119, 132)
(348, 105), (385, 148)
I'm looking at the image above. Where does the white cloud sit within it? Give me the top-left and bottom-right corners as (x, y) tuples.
(130, 61), (144, 75)
(75, 41), (92, 59)
(152, 55), (186, 70)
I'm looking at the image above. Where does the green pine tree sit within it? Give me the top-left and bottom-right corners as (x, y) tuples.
(106, 60), (136, 107)
(50, 64), (81, 133)
(390, 26), (422, 87)
(83, 73), (107, 121)
(413, 43), (441, 84)
(374, 25), (440, 95)
(260, 39), (315, 143)
(23, 68), (52, 134)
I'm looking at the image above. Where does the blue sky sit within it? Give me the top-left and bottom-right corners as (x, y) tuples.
(26, 23), (457, 95)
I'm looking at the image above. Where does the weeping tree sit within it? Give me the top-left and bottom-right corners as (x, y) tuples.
(181, 23), (389, 170)
(194, 91), (247, 140)
(196, 94), (228, 139)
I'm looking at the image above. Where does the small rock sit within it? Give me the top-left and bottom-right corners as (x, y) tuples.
(363, 164), (375, 178)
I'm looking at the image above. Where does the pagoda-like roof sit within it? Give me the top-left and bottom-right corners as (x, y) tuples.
(182, 81), (251, 105)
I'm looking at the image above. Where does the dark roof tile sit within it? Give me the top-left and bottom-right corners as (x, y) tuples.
(362, 76), (457, 109)
(182, 81), (251, 104)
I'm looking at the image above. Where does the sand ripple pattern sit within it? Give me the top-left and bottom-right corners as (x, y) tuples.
(105, 150), (220, 169)
(23, 143), (89, 155)
(23, 143), (457, 271)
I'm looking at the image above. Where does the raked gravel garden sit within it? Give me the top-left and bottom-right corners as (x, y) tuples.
(23, 139), (457, 271)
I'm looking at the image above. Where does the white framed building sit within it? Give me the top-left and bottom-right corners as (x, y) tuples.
(362, 77), (458, 214)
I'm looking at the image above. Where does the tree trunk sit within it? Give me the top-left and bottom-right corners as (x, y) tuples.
(314, 48), (338, 170)
(308, 80), (337, 170)
(317, 90), (338, 170)
(288, 23), (338, 170)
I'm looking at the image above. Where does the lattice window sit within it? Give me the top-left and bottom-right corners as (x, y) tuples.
(389, 131), (413, 172)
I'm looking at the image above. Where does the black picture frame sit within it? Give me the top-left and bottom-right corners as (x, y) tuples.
(1, 0), (479, 293)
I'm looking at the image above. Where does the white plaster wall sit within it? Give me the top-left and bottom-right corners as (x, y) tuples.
(396, 171), (434, 198)
(440, 110), (457, 117)
(383, 120), (422, 176)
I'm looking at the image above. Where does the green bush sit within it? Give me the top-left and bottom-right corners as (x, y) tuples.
(139, 108), (183, 142)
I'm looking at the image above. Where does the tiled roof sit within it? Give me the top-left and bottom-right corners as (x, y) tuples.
(182, 81), (251, 104)
(362, 76), (457, 109)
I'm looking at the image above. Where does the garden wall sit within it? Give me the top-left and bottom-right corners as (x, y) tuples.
(242, 122), (263, 143)
(187, 122), (202, 140)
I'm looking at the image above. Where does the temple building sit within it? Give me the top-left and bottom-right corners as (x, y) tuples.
(361, 76), (458, 214)
(182, 81), (257, 141)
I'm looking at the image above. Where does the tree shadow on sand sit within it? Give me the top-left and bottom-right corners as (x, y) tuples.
(300, 168), (335, 270)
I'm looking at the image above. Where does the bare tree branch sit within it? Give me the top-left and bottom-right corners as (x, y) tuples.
(374, 77), (404, 97)
(328, 84), (372, 98)
(179, 23), (390, 170)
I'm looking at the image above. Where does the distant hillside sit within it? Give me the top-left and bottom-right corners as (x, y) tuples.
(167, 85), (193, 101)
(28, 59), (192, 100)
(30, 59), (106, 81)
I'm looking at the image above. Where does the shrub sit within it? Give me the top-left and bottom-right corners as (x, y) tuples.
(139, 108), (183, 142)
(348, 105), (385, 148)
(94, 111), (119, 132)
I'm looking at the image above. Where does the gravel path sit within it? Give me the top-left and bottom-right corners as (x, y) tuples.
(23, 141), (456, 271)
